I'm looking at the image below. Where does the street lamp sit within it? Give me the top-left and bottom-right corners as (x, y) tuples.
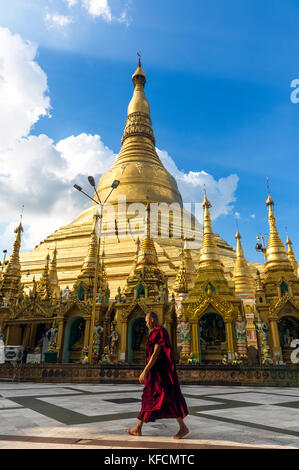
(255, 232), (268, 263)
(73, 177), (120, 363)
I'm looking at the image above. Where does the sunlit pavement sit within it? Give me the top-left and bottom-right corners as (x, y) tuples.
(0, 382), (298, 449)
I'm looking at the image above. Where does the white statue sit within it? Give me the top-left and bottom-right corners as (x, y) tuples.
(93, 323), (103, 354)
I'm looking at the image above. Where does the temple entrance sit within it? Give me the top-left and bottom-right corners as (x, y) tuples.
(34, 323), (47, 348)
(128, 315), (148, 364)
(199, 312), (226, 364)
(62, 316), (85, 363)
(278, 315), (299, 363)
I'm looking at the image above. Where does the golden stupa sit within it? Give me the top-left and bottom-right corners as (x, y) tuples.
(19, 58), (236, 295)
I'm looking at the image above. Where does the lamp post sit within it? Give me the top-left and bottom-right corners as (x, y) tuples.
(255, 233), (268, 263)
(74, 177), (120, 363)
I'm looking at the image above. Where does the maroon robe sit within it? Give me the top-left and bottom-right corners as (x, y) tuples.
(137, 325), (189, 423)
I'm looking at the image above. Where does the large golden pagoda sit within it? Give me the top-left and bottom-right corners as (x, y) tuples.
(1, 58), (298, 368)
(18, 58), (236, 296)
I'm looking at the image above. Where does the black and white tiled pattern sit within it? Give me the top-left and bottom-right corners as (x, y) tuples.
(0, 382), (298, 448)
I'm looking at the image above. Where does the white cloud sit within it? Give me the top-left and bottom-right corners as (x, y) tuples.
(0, 132), (116, 251)
(234, 212), (241, 219)
(45, 13), (73, 28)
(66, 0), (130, 24)
(0, 28), (50, 151)
(0, 28), (115, 252)
(157, 149), (239, 221)
(82, 0), (112, 21)
(0, 27), (239, 254)
(250, 213), (256, 219)
(65, 0), (78, 6)
(55, 133), (115, 180)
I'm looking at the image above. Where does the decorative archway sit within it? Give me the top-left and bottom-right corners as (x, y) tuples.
(278, 315), (299, 363)
(199, 312), (226, 364)
(128, 309), (148, 364)
(62, 316), (85, 363)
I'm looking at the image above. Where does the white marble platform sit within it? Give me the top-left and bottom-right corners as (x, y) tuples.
(0, 382), (297, 449)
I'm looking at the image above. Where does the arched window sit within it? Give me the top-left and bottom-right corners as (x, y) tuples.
(280, 281), (289, 297)
(259, 297), (263, 303)
(136, 283), (145, 299)
(205, 282), (216, 294)
(77, 285), (85, 301)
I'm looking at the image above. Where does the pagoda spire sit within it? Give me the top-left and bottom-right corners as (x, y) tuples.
(36, 253), (51, 300)
(233, 226), (255, 297)
(49, 247), (60, 299)
(95, 55), (182, 207)
(0, 222), (23, 302)
(135, 203), (159, 269)
(256, 270), (264, 292)
(129, 237), (140, 276)
(78, 212), (99, 279)
(286, 234), (299, 277)
(198, 190), (222, 270)
(188, 190), (234, 299)
(173, 248), (188, 294)
(99, 246), (109, 291)
(123, 203), (166, 301)
(265, 188), (293, 275)
(120, 54), (156, 149)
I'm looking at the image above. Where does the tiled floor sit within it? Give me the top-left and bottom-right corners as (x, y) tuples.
(0, 382), (298, 449)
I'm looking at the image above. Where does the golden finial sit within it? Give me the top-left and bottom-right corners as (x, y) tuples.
(266, 176), (274, 206)
(235, 220), (241, 240)
(285, 226), (291, 245)
(285, 231), (299, 276)
(132, 51), (146, 84)
(49, 246), (59, 300)
(137, 51), (141, 67)
(256, 269), (264, 291)
(202, 186), (211, 209)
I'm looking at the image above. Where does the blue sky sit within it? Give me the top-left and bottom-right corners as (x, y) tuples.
(0, 0), (299, 263)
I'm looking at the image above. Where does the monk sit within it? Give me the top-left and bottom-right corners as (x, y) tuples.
(125, 311), (189, 439)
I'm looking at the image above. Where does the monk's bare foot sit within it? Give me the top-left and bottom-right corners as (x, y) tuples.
(172, 426), (189, 439)
(125, 427), (142, 436)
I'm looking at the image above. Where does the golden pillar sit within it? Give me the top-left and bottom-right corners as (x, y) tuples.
(269, 318), (282, 359)
(29, 324), (37, 347)
(225, 320), (235, 359)
(119, 321), (127, 362)
(4, 325), (10, 345)
(83, 318), (91, 349)
(191, 320), (199, 362)
(56, 317), (64, 361)
(23, 325), (31, 348)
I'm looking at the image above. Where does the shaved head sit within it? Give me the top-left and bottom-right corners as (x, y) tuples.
(145, 311), (159, 330)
